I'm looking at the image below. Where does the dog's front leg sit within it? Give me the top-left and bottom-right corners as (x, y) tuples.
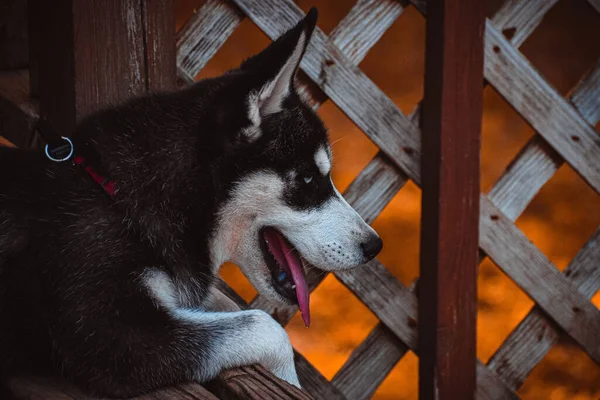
(181, 308), (300, 388)
(144, 271), (299, 388)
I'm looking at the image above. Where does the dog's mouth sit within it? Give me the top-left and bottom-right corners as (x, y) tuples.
(259, 227), (310, 327)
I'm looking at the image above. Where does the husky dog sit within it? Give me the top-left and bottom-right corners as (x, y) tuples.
(0, 9), (382, 398)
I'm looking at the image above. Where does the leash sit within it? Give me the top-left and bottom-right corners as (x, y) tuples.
(37, 121), (116, 197)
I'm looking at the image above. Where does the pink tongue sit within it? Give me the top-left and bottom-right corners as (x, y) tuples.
(264, 230), (310, 327)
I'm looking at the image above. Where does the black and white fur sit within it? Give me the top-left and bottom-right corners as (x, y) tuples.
(0, 9), (382, 398)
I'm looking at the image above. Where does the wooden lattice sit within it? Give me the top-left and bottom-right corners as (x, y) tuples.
(175, 1), (600, 399)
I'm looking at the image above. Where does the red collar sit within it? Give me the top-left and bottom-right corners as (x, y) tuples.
(73, 156), (116, 197)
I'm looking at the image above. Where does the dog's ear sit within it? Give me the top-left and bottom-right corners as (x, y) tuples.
(239, 8), (317, 140)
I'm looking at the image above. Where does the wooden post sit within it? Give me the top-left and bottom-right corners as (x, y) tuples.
(419, 0), (484, 399)
(28, 0), (175, 136)
(0, 0), (29, 70)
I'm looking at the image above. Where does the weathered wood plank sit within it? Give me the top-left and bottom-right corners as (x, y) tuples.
(142, 0), (177, 91)
(481, 64), (600, 390)
(0, 0), (29, 70)
(8, 377), (82, 400)
(10, 377), (219, 400)
(487, 228), (600, 389)
(479, 61), (600, 390)
(328, 0), (404, 63)
(176, 0), (244, 82)
(331, 278), (418, 400)
(419, 0), (484, 397)
(293, 352), (346, 400)
(297, 0), (404, 108)
(487, 136), (562, 221)
(209, 365), (314, 400)
(570, 59), (600, 125)
(491, 0), (559, 47)
(30, 0), (147, 136)
(479, 198), (600, 364)
(332, 322), (408, 400)
(484, 21), (600, 194)
(489, 60), (600, 220)
(135, 382), (219, 400)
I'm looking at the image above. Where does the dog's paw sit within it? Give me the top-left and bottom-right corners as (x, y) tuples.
(248, 310), (301, 389)
(271, 363), (301, 389)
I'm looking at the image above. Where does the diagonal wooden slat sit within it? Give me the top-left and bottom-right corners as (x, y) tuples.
(327, 0), (404, 63)
(570, 58), (600, 124)
(484, 21), (600, 194)
(485, 62), (600, 389)
(334, 260), (519, 399)
(332, 322), (409, 400)
(491, 0), (559, 47)
(479, 198), (600, 364)
(587, 0), (600, 15)
(176, 0), (244, 83)
(330, 280), (417, 400)
(489, 60), (600, 220)
(487, 228), (600, 389)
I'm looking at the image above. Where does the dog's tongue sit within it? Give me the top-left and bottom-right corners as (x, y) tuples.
(263, 229), (310, 327)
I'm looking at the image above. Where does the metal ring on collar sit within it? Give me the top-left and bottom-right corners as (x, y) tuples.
(44, 136), (74, 162)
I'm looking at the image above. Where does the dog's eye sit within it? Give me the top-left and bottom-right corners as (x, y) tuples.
(303, 176), (313, 184)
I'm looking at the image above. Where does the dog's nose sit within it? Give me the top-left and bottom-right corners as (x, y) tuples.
(361, 235), (383, 262)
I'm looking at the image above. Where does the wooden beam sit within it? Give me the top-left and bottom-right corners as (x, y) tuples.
(0, 0), (28, 70)
(28, 0), (176, 137)
(142, 0), (177, 91)
(419, 0), (484, 399)
(209, 365), (314, 400)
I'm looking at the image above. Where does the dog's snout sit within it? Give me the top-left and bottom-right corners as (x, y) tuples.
(361, 235), (383, 262)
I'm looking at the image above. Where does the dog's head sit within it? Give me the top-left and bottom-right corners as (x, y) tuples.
(207, 9), (382, 325)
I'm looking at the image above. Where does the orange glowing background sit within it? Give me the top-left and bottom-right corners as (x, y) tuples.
(175, 1), (600, 398)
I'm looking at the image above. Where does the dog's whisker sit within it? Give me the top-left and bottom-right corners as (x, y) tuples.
(330, 136), (348, 147)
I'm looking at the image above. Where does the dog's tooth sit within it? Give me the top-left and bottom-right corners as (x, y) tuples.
(291, 284), (296, 289)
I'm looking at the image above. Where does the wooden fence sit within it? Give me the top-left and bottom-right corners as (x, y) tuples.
(1, 0), (599, 399)
(174, 0), (600, 398)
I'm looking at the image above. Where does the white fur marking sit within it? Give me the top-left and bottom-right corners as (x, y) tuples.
(142, 269), (300, 387)
(314, 146), (331, 176)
